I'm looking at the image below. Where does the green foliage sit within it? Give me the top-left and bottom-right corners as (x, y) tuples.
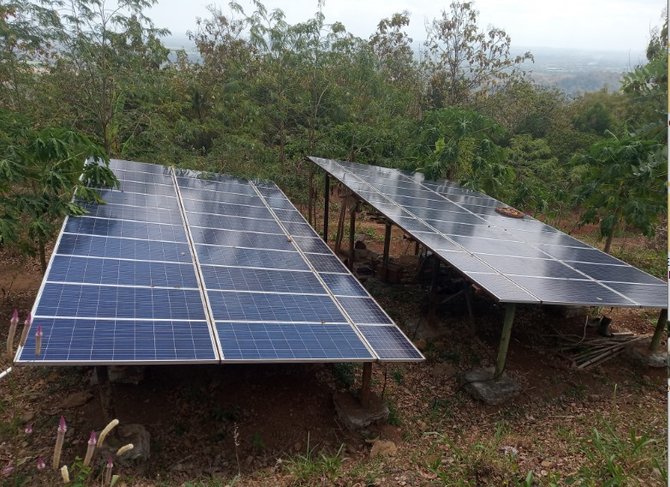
(415, 108), (513, 198)
(505, 135), (563, 213)
(331, 363), (356, 389)
(572, 131), (665, 251)
(560, 421), (667, 485)
(285, 435), (344, 485)
(0, 112), (116, 269)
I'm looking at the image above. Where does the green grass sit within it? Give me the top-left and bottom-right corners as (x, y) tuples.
(561, 419), (667, 486)
(285, 434), (344, 485)
(425, 421), (529, 486)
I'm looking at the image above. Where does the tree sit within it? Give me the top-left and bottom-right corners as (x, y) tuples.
(0, 1), (63, 116)
(572, 132), (664, 252)
(422, 1), (532, 108)
(49, 0), (169, 154)
(0, 111), (117, 271)
(415, 108), (512, 197)
(505, 135), (562, 214)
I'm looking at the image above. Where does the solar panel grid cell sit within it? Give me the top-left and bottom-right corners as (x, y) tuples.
(49, 255), (199, 288)
(58, 234), (193, 263)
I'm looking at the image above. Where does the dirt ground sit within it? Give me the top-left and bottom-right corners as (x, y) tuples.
(0, 210), (667, 486)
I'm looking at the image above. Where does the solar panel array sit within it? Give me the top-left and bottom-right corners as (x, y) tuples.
(15, 159), (423, 365)
(309, 157), (667, 309)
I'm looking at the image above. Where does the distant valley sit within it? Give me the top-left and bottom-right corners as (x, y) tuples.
(164, 34), (647, 96)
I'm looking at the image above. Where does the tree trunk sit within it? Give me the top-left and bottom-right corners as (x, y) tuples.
(603, 217), (618, 253)
(38, 240), (47, 274)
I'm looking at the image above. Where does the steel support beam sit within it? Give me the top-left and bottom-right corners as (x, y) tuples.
(649, 308), (668, 352)
(494, 303), (516, 380)
(323, 174), (329, 243)
(382, 222), (392, 279)
(348, 203), (356, 270)
(361, 362), (372, 408)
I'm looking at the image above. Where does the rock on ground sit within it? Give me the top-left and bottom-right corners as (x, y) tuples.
(459, 367), (521, 405)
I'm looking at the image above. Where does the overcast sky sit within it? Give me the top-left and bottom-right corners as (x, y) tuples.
(147, 0), (664, 53)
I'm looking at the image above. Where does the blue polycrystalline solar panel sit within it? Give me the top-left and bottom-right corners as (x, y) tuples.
(49, 255), (199, 288)
(36, 284), (207, 320)
(113, 168), (174, 185)
(183, 199), (273, 219)
(189, 227), (294, 249)
(78, 202), (183, 225)
(216, 323), (373, 361)
(196, 245), (309, 270)
(309, 156), (667, 308)
(17, 319), (216, 363)
(357, 326), (423, 361)
(177, 173), (422, 361)
(58, 234), (193, 263)
(16, 159), (220, 365)
(208, 291), (347, 323)
(93, 189), (179, 209)
(65, 217), (186, 242)
(319, 273), (368, 297)
(201, 266), (326, 294)
(17, 159), (424, 365)
(189, 213), (283, 234)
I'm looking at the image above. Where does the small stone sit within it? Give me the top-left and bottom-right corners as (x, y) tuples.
(370, 440), (397, 458)
(459, 368), (521, 405)
(626, 339), (668, 368)
(500, 445), (518, 456)
(333, 392), (389, 430)
(541, 460), (553, 468)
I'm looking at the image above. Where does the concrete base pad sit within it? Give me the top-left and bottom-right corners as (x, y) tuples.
(333, 391), (389, 430)
(460, 367), (521, 405)
(626, 338), (667, 368)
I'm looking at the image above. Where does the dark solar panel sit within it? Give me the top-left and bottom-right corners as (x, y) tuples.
(310, 156), (667, 308)
(16, 159), (423, 365)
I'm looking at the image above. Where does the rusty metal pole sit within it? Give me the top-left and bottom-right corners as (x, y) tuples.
(323, 174), (330, 243)
(649, 308), (668, 352)
(348, 202), (356, 270)
(494, 303), (516, 380)
(361, 362), (372, 408)
(382, 222), (392, 279)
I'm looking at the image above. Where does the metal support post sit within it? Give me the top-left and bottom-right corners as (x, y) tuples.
(95, 366), (116, 424)
(348, 203), (357, 270)
(382, 222), (392, 278)
(649, 308), (668, 352)
(323, 174), (329, 243)
(361, 362), (372, 408)
(494, 303), (516, 380)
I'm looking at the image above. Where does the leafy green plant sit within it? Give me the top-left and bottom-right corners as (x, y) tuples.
(331, 363), (356, 389)
(567, 422), (667, 485)
(0, 116), (116, 271)
(386, 399), (401, 426)
(285, 433), (344, 484)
